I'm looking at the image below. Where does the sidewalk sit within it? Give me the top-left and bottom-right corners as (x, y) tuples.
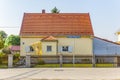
(0, 68), (120, 80)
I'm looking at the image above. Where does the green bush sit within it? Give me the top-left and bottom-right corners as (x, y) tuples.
(0, 52), (6, 64)
(2, 48), (11, 54)
(13, 53), (20, 60)
(0, 59), (2, 64)
(0, 52), (5, 57)
(38, 59), (45, 65)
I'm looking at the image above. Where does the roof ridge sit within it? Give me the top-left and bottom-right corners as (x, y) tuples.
(24, 13), (89, 14)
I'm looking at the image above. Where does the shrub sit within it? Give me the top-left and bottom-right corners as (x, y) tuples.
(0, 59), (2, 64)
(13, 53), (20, 60)
(2, 48), (11, 54)
(0, 52), (6, 64)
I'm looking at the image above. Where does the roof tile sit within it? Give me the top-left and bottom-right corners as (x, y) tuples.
(20, 13), (94, 36)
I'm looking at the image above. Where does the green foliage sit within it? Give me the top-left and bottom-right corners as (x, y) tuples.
(0, 30), (7, 40)
(2, 47), (11, 54)
(0, 52), (5, 57)
(13, 53), (20, 60)
(4, 35), (20, 47)
(0, 52), (6, 64)
(0, 31), (7, 49)
(51, 7), (60, 13)
(0, 36), (4, 49)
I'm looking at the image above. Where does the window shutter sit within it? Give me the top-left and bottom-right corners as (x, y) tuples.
(68, 46), (73, 53)
(58, 46), (62, 53)
(25, 46), (30, 53)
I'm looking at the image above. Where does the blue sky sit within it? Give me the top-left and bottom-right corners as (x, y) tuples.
(0, 0), (120, 41)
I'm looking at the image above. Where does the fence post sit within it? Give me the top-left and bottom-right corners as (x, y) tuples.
(8, 54), (13, 68)
(59, 54), (63, 67)
(114, 56), (118, 67)
(26, 55), (31, 68)
(92, 55), (96, 67)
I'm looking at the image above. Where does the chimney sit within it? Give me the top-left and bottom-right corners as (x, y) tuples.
(42, 9), (45, 14)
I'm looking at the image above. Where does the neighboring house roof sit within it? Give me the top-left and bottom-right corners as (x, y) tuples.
(10, 46), (20, 51)
(20, 10), (94, 36)
(94, 36), (120, 45)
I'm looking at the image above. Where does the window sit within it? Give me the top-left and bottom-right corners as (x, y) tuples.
(30, 46), (34, 52)
(58, 46), (73, 53)
(62, 46), (69, 51)
(22, 42), (25, 45)
(47, 46), (52, 52)
(25, 46), (34, 52)
(67, 35), (80, 38)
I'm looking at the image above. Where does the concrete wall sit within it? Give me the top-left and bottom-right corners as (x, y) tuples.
(20, 37), (93, 56)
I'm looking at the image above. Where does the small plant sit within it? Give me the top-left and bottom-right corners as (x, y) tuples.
(2, 47), (11, 54)
(13, 53), (20, 60)
(0, 52), (5, 64)
(38, 59), (45, 65)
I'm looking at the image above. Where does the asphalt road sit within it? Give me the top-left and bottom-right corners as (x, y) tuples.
(0, 68), (120, 80)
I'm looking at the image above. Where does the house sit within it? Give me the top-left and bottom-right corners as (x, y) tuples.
(20, 10), (94, 64)
(20, 10), (120, 66)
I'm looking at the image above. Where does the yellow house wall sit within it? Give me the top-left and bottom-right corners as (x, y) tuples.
(20, 37), (93, 56)
(20, 38), (42, 56)
(42, 41), (57, 56)
(57, 38), (93, 56)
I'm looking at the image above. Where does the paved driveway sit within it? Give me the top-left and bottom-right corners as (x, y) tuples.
(0, 68), (120, 80)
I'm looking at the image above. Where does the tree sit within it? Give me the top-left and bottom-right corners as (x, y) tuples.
(0, 36), (4, 49)
(51, 7), (60, 13)
(4, 35), (20, 47)
(0, 30), (7, 40)
(0, 31), (7, 49)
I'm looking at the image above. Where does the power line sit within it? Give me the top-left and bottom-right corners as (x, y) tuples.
(0, 26), (20, 28)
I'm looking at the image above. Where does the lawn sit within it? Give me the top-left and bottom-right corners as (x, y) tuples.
(95, 63), (114, 67)
(33, 64), (60, 68)
(34, 63), (115, 68)
(34, 64), (93, 68)
(0, 64), (8, 68)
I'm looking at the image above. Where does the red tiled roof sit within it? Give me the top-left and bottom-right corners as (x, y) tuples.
(20, 12), (94, 36)
(10, 46), (20, 51)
